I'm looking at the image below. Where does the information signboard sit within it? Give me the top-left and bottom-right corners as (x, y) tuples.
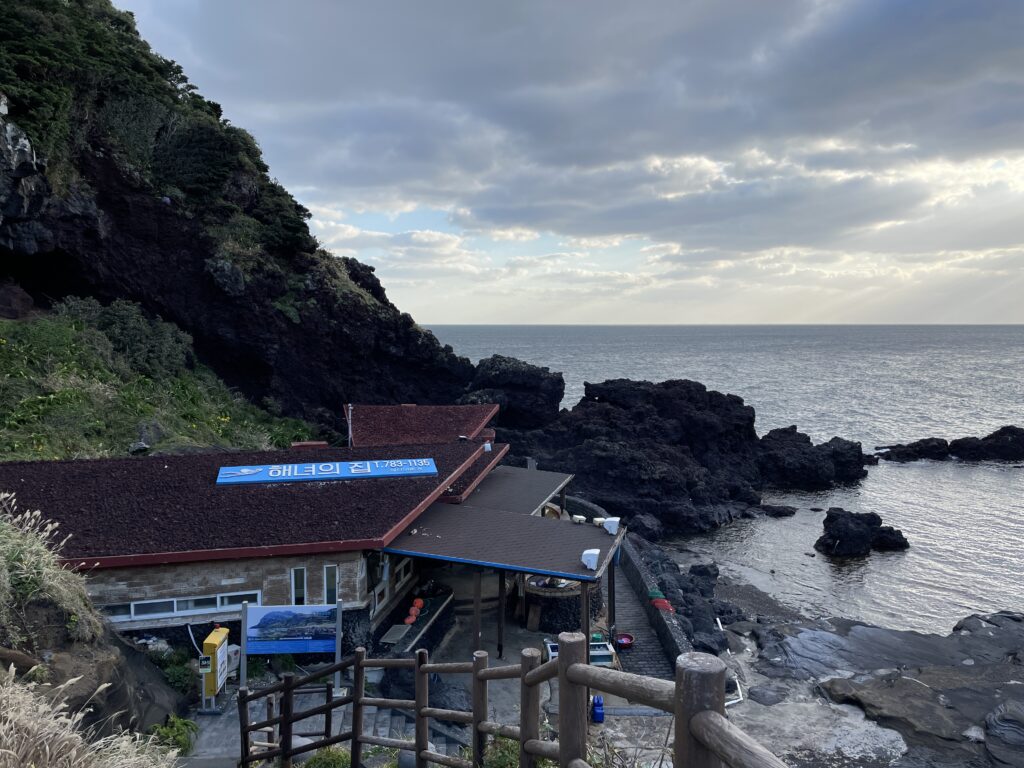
(244, 604), (339, 654)
(216, 458), (437, 486)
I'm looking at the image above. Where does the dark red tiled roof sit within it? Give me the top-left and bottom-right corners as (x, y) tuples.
(0, 443), (483, 568)
(438, 443), (510, 503)
(347, 404), (498, 447)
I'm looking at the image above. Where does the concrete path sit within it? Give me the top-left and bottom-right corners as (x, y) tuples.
(612, 571), (675, 680)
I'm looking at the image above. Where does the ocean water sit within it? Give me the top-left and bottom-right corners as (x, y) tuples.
(430, 325), (1024, 633)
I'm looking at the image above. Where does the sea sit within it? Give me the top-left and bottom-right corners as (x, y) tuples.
(429, 325), (1024, 634)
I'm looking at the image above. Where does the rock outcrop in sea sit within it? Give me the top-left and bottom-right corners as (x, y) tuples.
(876, 425), (1024, 462)
(813, 507), (910, 557)
(501, 378), (871, 536)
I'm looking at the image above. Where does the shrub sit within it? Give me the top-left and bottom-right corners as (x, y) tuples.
(0, 493), (103, 649)
(161, 663), (195, 696)
(0, 665), (178, 767)
(148, 714), (198, 755)
(246, 655), (269, 679)
(306, 746), (352, 768)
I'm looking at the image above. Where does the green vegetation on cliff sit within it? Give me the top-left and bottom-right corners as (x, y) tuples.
(0, 299), (313, 461)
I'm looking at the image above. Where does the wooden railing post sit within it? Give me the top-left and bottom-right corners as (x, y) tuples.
(237, 687), (250, 759)
(471, 649), (489, 768)
(415, 648), (430, 768)
(519, 647), (541, 768)
(351, 648), (366, 768)
(280, 672), (295, 768)
(674, 652), (726, 768)
(267, 693), (276, 744)
(556, 632), (587, 768)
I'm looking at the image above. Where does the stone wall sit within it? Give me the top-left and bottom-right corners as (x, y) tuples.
(619, 535), (692, 662)
(87, 551), (367, 629)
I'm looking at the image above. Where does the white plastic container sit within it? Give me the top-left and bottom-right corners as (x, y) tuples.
(593, 517), (606, 527)
(581, 548), (600, 570)
(603, 517), (621, 535)
(571, 514), (586, 524)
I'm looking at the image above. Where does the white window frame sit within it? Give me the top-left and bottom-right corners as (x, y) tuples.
(291, 567), (307, 605)
(101, 590), (263, 623)
(394, 558), (414, 590)
(323, 564), (338, 605)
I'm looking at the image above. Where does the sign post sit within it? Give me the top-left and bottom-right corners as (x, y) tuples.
(201, 625), (230, 712)
(240, 601), (248, 688)
(334, 598), (344, 692)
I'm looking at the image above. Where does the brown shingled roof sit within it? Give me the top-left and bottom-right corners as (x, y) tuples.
(0, 443), (482, 568)
(347, 404), (498, 447)
(438, 443), (510, 503)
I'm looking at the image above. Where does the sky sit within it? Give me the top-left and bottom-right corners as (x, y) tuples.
(117, 0), (1024, 324)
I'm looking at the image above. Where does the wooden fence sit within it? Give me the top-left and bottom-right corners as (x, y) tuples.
(238, 631), (787, 768)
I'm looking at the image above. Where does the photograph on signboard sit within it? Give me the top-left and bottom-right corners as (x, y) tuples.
(245, 605), (338, 654)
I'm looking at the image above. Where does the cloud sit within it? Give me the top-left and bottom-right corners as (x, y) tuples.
(117, 0), (1024, 322)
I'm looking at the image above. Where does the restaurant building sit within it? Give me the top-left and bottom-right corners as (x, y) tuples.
(0, 404), (623, 652)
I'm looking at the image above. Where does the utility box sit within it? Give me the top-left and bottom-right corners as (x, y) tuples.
(203, 626), (230, 699)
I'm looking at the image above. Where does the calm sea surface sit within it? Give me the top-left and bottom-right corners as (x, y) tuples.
(430, 325), (1024, 633)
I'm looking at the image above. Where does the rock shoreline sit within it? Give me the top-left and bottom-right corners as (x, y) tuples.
(876, 425), (1024, 463)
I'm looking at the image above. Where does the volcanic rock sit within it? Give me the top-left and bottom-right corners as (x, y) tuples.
(503, 379), (870, 535)
(460, 354), (564, 429)
(813, 507), (909, 557)
(875, 437), (950, 462)
(759, 504), (797, 518)
(950, 425), (1024, 462)
(758, 426), (868, 489)
(627, 512), (665, 541)
(877, 426), (1024, 462)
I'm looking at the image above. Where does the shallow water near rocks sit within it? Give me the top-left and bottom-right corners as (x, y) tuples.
(433, 325), (1024, 634)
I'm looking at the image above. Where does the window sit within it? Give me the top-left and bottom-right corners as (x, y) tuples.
(132, 600), (175, 617)
(324, 564), (338, 605)
(176, 596), (217, 612)
(100, 591), (262, 623)
(219, 592), (259, 607)
(291, 567), (307, 605)
(394, 558), (413, 589)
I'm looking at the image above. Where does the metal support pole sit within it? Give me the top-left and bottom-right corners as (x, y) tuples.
(556, 632), (588, 768)
(473, 569), (483, 651)
(240, 601), (248, 686)
(334, 598), (344, 691)
(497, 571), (506, 659)
(580, 581), (591, 665)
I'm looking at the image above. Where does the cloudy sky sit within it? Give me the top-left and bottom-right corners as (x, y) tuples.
(119, 0), (1024, 323)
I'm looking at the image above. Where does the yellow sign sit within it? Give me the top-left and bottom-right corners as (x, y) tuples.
(203, 627), (230, 697)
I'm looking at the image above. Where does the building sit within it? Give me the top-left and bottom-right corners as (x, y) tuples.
(0, 404), (623, 652)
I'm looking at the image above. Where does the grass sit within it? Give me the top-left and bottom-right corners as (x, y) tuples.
(0, 492), (103, 650)
(0, 298), (315, 461)
(0, 665), (178, 768)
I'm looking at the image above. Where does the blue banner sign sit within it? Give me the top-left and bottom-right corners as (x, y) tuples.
(216, 458), (437, 485)
(245, 605), (338, 654)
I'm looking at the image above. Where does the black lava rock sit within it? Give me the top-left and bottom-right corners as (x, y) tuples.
(813, 507), (909, 557)
(760, 504), (797, 518)
(628, 513), (665, 541)
(461, 355), (564, 429)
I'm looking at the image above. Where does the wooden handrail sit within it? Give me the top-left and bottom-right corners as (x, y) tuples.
(420, 706), (473, 724)
(479, 721), (520, 739)
(477, 663), (522, 681)
(522, 658), (557, 686)
(523, 739), (560, 759)
(360, 657), (416, 668)
(360, 696), (416, 709)
(564, 663), (675, 711)
(361, 734), (417, 750)
(690, 711), (789, 768)
(422, 749), (473, 768)
(421, 661), (474, 674)
(236, 637), (789, 768)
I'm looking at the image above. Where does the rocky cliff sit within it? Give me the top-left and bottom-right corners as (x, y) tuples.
(0, 0), (475, 431)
